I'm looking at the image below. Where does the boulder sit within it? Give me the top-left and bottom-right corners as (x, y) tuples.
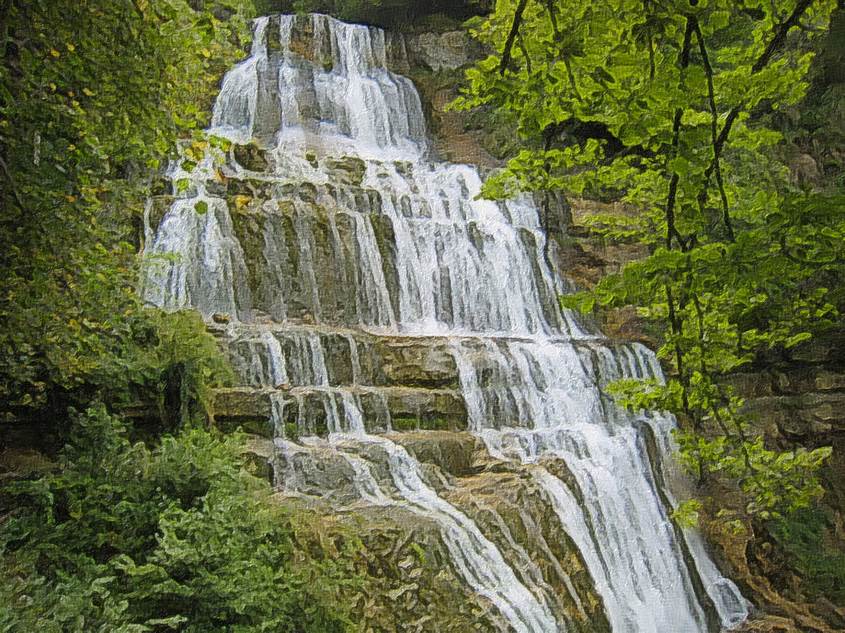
(409, 31), (483, 71)
(232, 142), (270, 172)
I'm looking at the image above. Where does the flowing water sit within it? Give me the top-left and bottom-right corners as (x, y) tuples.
(144, 13), (748, 632)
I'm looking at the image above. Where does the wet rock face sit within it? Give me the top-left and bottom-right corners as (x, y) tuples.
(214, 325), (468, 437)
(145, 14), (750, 633)
(407, 31), (483, 72)
(212, 385), (467, 439)
(287, 497), (513, 633)
(376, 338), (459, 389)
(264, 432), (611, 633)
(392, 431), (478, 476)
(442, 467), (612, 633)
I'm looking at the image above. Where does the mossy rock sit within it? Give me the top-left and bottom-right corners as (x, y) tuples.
(148, 195), (174, 233)
(392, 431), (477, 476)
(233, 142), (270, 172)
(325, 156), (367, 186)
(278, 181), (319, 203)
(226, 177), (274, 199)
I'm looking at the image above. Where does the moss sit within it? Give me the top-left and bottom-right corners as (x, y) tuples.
(769, 506), (845, 604)
(229, 211), (266, 302)
(232, 142), (270, 172)
(410, 541), (426, 565)
(420, 417), (451, 431)
(284, 422), (300, 441)
(392, 416), (453, 431)
(391, 416), (418, 431)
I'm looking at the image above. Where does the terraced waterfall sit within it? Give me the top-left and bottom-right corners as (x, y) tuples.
(144, 14), (749, 632)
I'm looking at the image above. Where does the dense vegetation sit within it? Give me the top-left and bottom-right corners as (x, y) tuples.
(256, 0), (490, 28)
(0, 0), (256, 429)
(2, 409), (358, 631)
(457, 0), (842, 522)
(0, 1), (361, 629)
(456, 0), (845, 613)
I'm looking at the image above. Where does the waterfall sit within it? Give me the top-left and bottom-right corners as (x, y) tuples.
(144, 13), (748, 632)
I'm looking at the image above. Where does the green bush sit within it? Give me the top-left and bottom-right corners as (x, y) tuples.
(1, 407), (360, 632)
(129, 309), (234, 429)
(769, 506), (845, 605)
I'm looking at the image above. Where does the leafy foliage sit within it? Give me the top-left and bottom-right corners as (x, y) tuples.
(769, 507), (845, 604)
(1, 407), (359, 632)
(131, 309), (234, 427)
(0, 0), (255, 424)
(456, 0), (841, 520)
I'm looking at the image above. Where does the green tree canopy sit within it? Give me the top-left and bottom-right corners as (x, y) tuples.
(0, 0), (255, 426)
(455, 0), (843, 521)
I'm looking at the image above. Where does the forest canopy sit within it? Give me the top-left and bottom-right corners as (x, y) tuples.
(455, 0), (844, 522)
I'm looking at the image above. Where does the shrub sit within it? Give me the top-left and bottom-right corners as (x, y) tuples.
(1, 407), (360, 632)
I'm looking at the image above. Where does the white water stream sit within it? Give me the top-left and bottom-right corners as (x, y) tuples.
(144, 14), (748, 632)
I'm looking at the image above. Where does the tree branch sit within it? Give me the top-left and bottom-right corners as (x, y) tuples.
(692, 20), (734, 242)
(703, 0), (818, 184)
(666, 281), (692, 419)
(665, 18), (695, 251)
(499, 0), (530, 76)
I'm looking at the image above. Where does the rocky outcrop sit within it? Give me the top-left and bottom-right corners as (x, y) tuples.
(407, 31), (484, 72)
(440, 462), (612, 633)
(284, 495), (514, 632)
(701, 502), (845, 633)
(718, 329), (845, 443)
(213, 386), (468, 438)
(240, 431), (611, 633)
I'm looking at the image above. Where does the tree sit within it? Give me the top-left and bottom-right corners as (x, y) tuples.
(255, 0), (490, 28)
(455, 0), (842, 521)
(0, 0), (254, 427)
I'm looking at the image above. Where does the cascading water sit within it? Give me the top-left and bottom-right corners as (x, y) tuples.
(144, 13), (748, 632)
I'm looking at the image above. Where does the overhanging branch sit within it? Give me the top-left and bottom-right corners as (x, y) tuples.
(703, 0), (818, 184)
(692, 19), (734, 242)
(499, 0), (529, 76)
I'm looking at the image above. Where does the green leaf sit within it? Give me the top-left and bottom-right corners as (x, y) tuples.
(784, 332), (812, 348)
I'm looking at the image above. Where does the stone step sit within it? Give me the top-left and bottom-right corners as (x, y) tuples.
(213, 385), (467, 439)
(223, 325), (460, 390)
